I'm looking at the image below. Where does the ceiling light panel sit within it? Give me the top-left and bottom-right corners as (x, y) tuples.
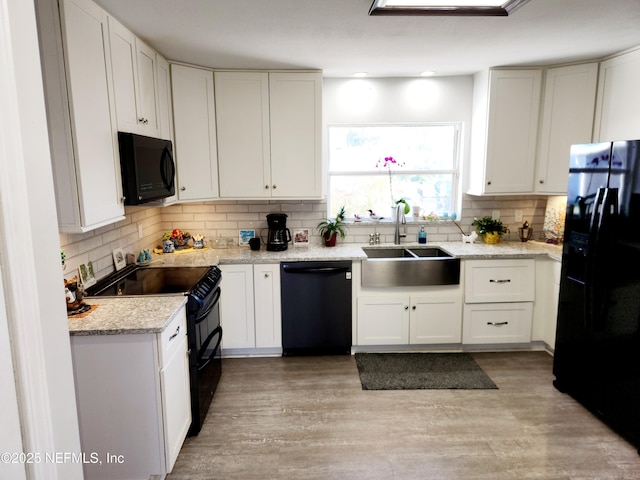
(369, 0), (531, 16)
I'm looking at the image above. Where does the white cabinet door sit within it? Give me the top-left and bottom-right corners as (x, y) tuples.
(215, 71), (270, 197)
(269, 72), (322, 198)
(56, 0), (125, 231)
(108, 16), (139, 133)
(159, 335), (190, 471)
(535, 63), (598, 193)
(469, 69), (542, 195)
(594, 48), (640, 142)
(409, 294), (462, 344)
(171, 64), (219, 201)
(357, 296), (409, 345)
(135, 39), (160, 136)
(220, 264), (255, 349)
(253, 264), (282, 348)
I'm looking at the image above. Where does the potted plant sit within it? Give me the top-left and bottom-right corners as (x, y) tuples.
(471, 216), (507, 244)
(317, 208), (347, 247)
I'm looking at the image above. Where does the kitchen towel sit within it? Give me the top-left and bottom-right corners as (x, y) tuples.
(355, 352), (498, 390)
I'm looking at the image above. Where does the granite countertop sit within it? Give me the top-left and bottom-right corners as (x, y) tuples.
(68, 239), (561, 336)
(68, 296), (187, 336)
(213, 240), (562, 264)
(148, 240), (562, 266)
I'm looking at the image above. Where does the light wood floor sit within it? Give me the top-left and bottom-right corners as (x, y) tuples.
(167, 351), (640, 480)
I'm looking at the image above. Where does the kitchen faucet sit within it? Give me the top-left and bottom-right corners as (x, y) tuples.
(394, 204), (407, 244)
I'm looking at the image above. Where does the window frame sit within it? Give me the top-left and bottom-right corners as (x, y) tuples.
(327, 122), (462, 219)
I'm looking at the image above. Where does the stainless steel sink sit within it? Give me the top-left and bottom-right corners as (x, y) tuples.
(361, 248), (416, 258)
(361, 247), (460, 287)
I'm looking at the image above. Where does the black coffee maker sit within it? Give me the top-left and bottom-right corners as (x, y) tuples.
(265, 213), (292, 251)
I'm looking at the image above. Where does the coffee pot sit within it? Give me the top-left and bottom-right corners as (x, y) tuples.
(264, 213), (292, 251)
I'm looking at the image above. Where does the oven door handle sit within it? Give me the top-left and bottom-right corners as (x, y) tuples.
(198, 326), (222, 371)
(194, 287), (221, 325)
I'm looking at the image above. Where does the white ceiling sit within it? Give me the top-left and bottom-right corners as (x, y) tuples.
(95, 0), (640, 77)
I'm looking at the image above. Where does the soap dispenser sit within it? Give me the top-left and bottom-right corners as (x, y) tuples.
(418, 226), (427, 244)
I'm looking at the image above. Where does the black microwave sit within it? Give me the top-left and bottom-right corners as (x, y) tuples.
(118, 132), (176, 205)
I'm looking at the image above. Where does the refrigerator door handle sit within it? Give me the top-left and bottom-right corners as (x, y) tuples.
(588, 187), (606, 234)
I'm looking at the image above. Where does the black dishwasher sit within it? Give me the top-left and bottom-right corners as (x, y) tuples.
(280, 261), (352, 355)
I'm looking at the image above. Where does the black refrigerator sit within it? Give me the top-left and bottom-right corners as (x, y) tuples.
(554, 140), (640, 450)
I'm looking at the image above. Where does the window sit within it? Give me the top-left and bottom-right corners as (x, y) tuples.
(328, 123), (460, 219)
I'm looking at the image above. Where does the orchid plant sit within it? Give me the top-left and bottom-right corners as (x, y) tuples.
(376, 156), (410, 215)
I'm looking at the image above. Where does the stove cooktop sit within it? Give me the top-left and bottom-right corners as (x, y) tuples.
(87, 266), (211, 297)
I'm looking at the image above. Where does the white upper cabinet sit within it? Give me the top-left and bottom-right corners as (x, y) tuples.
(468, 69), (542, 195)
(215, 72), (271, 198)
(108, 16), (160, 137)
(155, 55), (174, 142)
(535, 63), (598, 194)
(594, 47), (640, 142)
(170, 64), (219, 201)
(215, 71), (322, 199)
(38, 0), (125, 232)
(269, 72), (322, 198)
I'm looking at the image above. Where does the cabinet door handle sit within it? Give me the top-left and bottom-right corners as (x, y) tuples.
(272, 185), (277, 189)
(539, 179), (544, 184)
(169, 325), (181, 341)
(412, 305), (416, 310)
(489, 279), (511, 283)
(487, 181), (491, 185)
(264, 273), (270, 279)
(180, 186), (186, 191)
(487, 321), (508, 326)
(265, 185), (270, 189)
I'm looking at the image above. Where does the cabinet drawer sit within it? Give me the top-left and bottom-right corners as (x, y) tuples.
(464, 259), (534, 303)
(159, 307), (187, 366)
(463, 303), (533, 344)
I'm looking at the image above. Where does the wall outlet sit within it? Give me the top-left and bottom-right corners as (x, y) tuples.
(138, 225), (143, 238)
(492, 210), (500, 220)
(514, 210), (523, 223)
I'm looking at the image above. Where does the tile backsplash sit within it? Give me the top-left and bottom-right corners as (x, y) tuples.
(60, 194), (553, 282)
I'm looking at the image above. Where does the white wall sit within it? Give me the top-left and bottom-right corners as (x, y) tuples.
(0, 0), (82, 478)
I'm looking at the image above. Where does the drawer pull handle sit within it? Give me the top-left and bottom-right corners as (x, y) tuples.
(489, 279), (511, 283)
(487, 321), (509, 326)
(169, 325), (180, 341)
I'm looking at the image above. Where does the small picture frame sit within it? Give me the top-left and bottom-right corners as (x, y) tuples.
(78, 261), (96, 288)
(112, 247), (126, 271)
(239, 229), (255, 246)
(293, 228), (310, 246)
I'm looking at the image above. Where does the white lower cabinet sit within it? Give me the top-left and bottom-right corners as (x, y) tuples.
(463, 302), (533, 344)
(356, 293), (462, 346)
(219, 264), (282, 355)
(463, 259), (535, 345)
(69, 306), (190, 479)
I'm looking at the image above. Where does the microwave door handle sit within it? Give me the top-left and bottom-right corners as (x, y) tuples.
(160, 146), (175, 191)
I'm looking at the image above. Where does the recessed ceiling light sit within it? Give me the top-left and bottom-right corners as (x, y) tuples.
(420, 70), (435, 76)
(369, 0), (531, 16)
(353, 72), (368, 77)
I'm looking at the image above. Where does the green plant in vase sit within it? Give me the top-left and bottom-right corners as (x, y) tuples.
(472, 216), (507, 244)
(317, 207), (347, 247)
